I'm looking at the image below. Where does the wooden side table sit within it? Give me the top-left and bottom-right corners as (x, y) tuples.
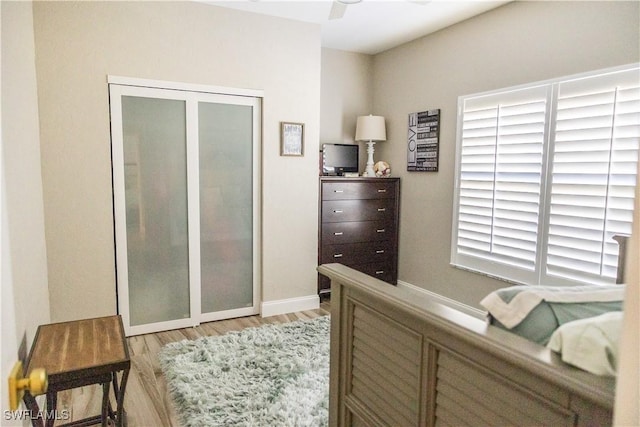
(23, 315), (130, 427)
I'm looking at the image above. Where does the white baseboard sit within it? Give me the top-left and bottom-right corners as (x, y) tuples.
(260, 294), (320, 318)
(397, 280), (486, 320)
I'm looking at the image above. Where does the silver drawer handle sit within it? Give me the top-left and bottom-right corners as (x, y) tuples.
(333, 210), (343, 213)
(377, 189), (387, 193)
(377, 208), (386, 212)
(375, 270), (385, 275)
(334, 232), (344, 236)
(376, 229), (386, 233)
(376, 250), (385, 254)
(334, 190), (344, 193)
(333, 254), (343, 258)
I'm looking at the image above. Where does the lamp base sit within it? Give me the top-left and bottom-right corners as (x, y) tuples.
(364, 141), (376, 177)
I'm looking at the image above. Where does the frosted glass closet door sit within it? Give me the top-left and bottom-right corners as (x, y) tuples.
(199, 102), (254, 314)
(121, 96), (191, 327)
(111, 78), (261, 336)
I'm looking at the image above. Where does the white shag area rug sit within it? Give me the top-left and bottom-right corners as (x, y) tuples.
(158, 316), (330, 427)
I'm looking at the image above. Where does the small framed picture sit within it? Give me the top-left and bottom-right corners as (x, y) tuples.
(280, 122), (304, 156)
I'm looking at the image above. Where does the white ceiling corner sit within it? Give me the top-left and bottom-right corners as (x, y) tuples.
(200, 0), (511, 55)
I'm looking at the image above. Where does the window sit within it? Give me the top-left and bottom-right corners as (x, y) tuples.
(451, 64), (640, 287)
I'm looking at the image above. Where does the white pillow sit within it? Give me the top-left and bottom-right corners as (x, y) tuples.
(547, 311), (623, 376)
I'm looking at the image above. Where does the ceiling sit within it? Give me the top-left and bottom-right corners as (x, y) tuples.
(202, 0), (510, 55)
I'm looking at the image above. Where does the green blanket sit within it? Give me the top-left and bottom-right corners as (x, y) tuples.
(481, 285), (624, 345)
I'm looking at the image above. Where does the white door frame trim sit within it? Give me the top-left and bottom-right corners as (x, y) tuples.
(107, 75), (264, 98)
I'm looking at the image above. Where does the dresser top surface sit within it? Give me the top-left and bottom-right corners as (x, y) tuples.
(320, 176), (399, 182)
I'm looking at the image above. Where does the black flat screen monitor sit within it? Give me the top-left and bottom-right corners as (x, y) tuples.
(322, 144), (359, 176)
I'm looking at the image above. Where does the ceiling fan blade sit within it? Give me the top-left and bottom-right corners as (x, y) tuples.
(328, 1), (347, 20)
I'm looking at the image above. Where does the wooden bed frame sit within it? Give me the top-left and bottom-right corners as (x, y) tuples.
(318, 263), (615, 427)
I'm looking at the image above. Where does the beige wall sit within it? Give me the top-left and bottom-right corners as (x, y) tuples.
(372, 0), (640, 308)
(320, 48), (373, 171)
(33, 1), (321, 321)
(1, 1), (51, 413)
(321, 48), (373, 144)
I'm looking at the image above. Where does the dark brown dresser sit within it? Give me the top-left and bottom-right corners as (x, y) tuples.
(318, 177), (400, 297)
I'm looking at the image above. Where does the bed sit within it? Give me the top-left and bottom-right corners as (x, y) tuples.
(317, 263), (615, 427)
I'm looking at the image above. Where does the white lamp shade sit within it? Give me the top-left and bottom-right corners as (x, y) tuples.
(355, 115), (386, 142)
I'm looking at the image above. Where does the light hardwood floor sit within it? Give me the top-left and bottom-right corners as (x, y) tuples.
(53, 303), (330, 426)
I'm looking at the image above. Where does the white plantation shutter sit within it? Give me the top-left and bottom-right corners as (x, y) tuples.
(454, 86), (549, 284)
(452, 64), (639, 287)
(545, 69), (640, 285)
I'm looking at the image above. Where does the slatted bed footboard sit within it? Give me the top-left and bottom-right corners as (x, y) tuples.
(318, 263), (615, 427)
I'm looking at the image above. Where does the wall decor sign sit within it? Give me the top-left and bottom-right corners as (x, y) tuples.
(407, 109), (440, 172)
(280, 122), (304, 156)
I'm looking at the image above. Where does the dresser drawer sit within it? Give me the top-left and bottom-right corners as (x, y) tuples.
(322, 181), (397, 201)
(321, 241), (394, 265)
(322, 221), (394, 245)
(318, 260), (395, 291)
(355, 261), (394, 283)
(322, 199), (396, 223)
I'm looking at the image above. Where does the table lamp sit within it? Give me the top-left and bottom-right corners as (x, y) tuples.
(355, 115), (386, 177)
